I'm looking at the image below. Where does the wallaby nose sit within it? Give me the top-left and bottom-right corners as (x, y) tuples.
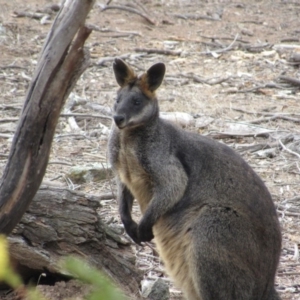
(113, 115), (125, 127)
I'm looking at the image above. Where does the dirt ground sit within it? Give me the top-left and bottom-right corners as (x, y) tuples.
(1, 0), (300, 299)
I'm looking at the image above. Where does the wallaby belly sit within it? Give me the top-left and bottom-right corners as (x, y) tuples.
(117, 146), (152, 214)
(154, 215), (201, 299)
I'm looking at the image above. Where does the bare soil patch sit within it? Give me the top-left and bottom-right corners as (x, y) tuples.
(1, 1), (300, 299)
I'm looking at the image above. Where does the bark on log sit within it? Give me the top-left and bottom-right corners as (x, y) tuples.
(9, 185), (142, 298)
(0, 0), (94, 234)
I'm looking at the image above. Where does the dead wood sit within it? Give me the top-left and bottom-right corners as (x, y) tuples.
(9, 185), (142, 297)
(100, 4), (156, 26)
(88, 24), (141, 36)
(13, 10), (46, 20)
(232, 107), (300, 123)
(225, 82), (285, 94)
(236, 135), (294, 153)
(134, 47), (182, 56)
(199, 34), (239, 55)
(278, 75), (300, 87)
(0, 0), (95, 234)
(172, 13), (220, 21)
(180, 73), (231, 85)
(250, 115), (300, 124)
(289, 52), (300, 64)
(60, 113), (112, 120)
(197, 34), (249, 44)
(232, 107), (300, 117)
(207, 131), (274, 139)
(279, 139), (300, 159)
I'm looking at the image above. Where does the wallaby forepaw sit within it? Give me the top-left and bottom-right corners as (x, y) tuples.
(124, 220), (141, 245)
(138, 222), (154, 242)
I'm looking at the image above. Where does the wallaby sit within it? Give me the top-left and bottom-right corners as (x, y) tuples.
(108, 58), (282, 300)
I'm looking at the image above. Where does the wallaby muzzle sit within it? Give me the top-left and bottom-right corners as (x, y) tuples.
(113, 115), (126, 128)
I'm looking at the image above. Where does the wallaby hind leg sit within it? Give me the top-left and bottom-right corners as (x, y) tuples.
(188, 205), (279, 300)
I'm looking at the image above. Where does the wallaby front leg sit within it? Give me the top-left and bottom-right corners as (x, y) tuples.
(118, 182), (141, 244)
(138, 162), (188, 242)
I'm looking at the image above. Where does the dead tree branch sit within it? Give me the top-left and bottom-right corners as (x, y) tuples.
(0, 0), (95, 235)
(101, 4), (156, 25)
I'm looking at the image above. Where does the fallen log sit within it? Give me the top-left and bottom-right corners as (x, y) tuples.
(9, 184), (142, 298)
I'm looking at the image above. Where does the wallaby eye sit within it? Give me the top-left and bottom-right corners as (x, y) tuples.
(116, 97), (121, 104)
(133, 98), (141, 106)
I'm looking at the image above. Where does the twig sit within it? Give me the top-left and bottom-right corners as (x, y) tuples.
(277, 272), (300, 277)
(241, 20), (263, 25)
(278, 209), (300, 217)
(60, 113), (112, 120)
(144, 242), (160, 256)
(236, 143), (272, 153)
(199, 33), (239, 55)
(250, 115), (300, 124)
(168, 35), (215, 45)
(0, 118), (19, 123)
(197, 34), (250, 44)
(101, 5), (156, 26)
(231, 107), (300, 117)
(0, 65), (27, 70)
(131, 0), (148, 14)
(273, 44), (300, 50)
(278, 75), (300, 87)
(207, 131), (274, 139)
(172, 13), (220, 21)
(240, 43), (271, 53)
(88, 24), (141, 36)
(236, 135), (294, 153)
(249, 116), (277, 124)
(0, 134), (14, 139)
(181, 73), (231, 85)
(279, 139), (300, 159)
(281, 38), (300, 43)
(13, 10), (46, 20)
(48, 161), (73, 166)
(225, 82), (285, 94)
(281, 196), (300, 204)
(134, 48), (182, 56)
(93, 53), (146, 67)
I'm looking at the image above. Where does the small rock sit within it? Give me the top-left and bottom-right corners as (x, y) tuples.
(141, 278), (170, 300)
(160, 112), (194, 127)
(67, 163), (112, 184)
(255, 148), (277, 158)
(195, 116), (214, 128)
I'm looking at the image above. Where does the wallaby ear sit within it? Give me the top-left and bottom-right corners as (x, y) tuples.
(146, 63), (166, 91)
(113, 58), (136, 87)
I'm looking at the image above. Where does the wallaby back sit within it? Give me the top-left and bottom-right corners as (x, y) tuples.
(108, 58), (282, 300)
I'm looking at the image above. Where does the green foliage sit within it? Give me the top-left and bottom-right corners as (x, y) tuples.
(0, 235), (125, 300)
(61, 256), (125, 300)
(0, 235), (22, 289)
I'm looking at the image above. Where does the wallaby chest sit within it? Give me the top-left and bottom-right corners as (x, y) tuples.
(116, 137), (152, 213)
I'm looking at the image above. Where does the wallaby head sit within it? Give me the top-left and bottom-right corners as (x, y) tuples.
(112, 58), (165, 129)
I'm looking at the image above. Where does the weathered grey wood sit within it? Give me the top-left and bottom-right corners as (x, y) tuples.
(9, 185), (142, 298)
(0, 0), (94, 234)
